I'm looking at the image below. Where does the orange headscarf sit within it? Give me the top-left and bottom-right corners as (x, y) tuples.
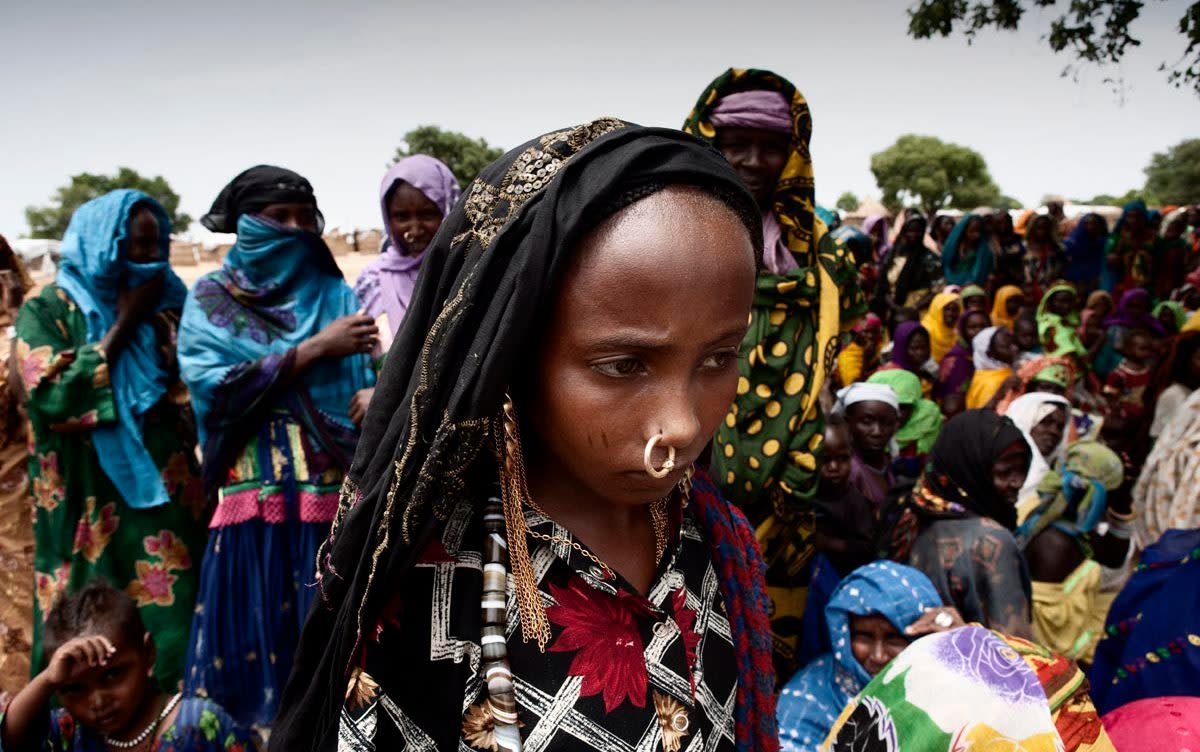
(991, 285), (1024, 332)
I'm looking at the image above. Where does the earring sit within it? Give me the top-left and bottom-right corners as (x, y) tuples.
(497, 395), (552, 652)
(677, 463), (695, 504)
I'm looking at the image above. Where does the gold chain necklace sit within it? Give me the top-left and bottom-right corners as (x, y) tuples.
(523, 494), (671, 582)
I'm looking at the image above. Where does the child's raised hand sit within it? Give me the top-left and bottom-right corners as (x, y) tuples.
(44, 635), (116, 687)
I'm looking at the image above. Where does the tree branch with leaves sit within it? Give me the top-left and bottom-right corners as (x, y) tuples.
(907, 0), (1200, 97)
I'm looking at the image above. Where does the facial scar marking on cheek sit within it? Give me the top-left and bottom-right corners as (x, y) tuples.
(601, 431), (609, 448)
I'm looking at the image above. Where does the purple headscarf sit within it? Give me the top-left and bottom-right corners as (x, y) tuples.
(709, 90), (794, 273)
(863, 215), (891, 261)
(890, 321), (928, 372)
(1103, 288), (1166, 336)
(354, 155), (460, 336)
(708, 90), (792, 134)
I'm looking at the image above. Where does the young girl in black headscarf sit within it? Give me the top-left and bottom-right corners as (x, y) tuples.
(888, 409), (1034, 638)
(272, 121), (778, 752)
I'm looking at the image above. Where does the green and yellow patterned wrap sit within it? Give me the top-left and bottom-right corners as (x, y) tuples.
(683, 68), (866, 679)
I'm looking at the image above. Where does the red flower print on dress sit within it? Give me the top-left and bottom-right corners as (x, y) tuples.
(72, 498), (118, 563)
(17, 342), (54, 389)
(34, 563), (71, 617)
(144, 530), (192, 571)
(32, 452), (65, 511)
(126, 561), (178, 607)
(546, 578), (648, 713)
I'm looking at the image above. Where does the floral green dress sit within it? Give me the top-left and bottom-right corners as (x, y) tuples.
(16, 284), (208, 689)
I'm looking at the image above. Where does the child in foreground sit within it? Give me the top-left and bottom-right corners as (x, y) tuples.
(0, 581), (256, 752)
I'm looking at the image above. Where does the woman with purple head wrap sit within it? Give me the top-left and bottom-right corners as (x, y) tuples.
(354, 155), (461, 339)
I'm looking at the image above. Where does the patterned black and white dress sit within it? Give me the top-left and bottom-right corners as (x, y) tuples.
(338, 497), (739, 752)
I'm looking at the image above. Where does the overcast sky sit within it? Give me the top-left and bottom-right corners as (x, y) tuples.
(3, 0), (1198, 238)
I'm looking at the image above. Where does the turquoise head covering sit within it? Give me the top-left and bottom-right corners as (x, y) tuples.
(55, 189), (188, 509)
(179, 214), (374, 452)
(941, 215), (994, 286)
(777, 561), (943, 749)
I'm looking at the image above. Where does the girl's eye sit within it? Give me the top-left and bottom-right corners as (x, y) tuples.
(701, 350), (738, 370)
(593, 358), (646, 378)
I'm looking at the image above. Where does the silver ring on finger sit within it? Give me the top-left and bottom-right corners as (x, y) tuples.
(934, 611), (953, 629)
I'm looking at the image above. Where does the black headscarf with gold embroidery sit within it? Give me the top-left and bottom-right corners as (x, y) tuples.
(271, 120), (761, 750)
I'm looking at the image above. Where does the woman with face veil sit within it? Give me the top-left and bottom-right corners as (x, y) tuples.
(273, 121), (779, 752)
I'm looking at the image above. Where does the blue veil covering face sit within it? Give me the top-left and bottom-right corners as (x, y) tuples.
(55, 189), (187, 509)
(178, 214), (374, 487)
(941, 214), (995, 286)
(777, 561), (943, 751)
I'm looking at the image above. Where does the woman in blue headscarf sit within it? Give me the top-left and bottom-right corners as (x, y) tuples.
(776, 561), (957, 751)
(179, 165), (377, 728)
(941, 214), (994, 286)
(1064, 213), (1109, 292)
(15, 190), (206, 689)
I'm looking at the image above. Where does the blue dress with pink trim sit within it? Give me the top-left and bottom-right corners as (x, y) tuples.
(184, 410), (346, 728)
(178, 216), (373, 728)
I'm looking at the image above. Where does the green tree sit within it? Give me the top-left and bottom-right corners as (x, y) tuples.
(26, 168), (191, 239)
(870, 135), (1004, 217)
(392, 125), (505, 188)
(1083, 189), (1146, 207)
(1144, 138), (1200, 204)
(835, 191), (860, 212)
(907, 0), (1200, 97)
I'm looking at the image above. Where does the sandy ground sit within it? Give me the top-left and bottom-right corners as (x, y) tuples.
(172, 251), (377, 287)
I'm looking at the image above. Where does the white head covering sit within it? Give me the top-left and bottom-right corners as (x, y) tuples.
(833, 383), (900, 416)
(972, 326), (1010, 371)
(1004, 391), (1071, 502)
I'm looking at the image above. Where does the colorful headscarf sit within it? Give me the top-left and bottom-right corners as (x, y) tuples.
(919, 290), (961, 363)
(992, 285), (1024, 331)
(960, 284), (986, 307)
(708, 89), (792, 133)
(179, 213), (375, 489)
(777, 562), (941, 751)
(940, 215), (994, 286)
(1104, 288), (1166, 335)
(1003, 391), (1071, 502)
(1014, 208), (1036, 236)
(867, 370), (944, 454)
(1153, 300), (1187, 333)
(1036, 282), (1087, 359)
(890, 321), (928, 373)
(354, 156), (460, 337)
(862, 215), (890, 261)
(55, 190), (188, 509)
(823, 627), (1061, 751)
(1016, 440), (1123, 548)
(686, 69), (866, 513)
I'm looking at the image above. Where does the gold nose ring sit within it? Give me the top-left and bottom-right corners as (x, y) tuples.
(644, 434), (676, 479)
